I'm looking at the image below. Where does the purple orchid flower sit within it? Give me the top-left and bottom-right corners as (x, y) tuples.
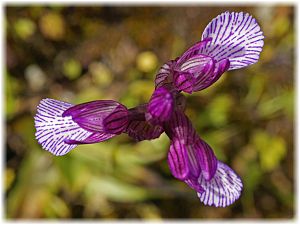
(34, 11), (264, 207)
(34, 99), (163, 155)
(155, 11), (264, 94)
(35, 99), (125, 155)
(165, 110), (243, 207)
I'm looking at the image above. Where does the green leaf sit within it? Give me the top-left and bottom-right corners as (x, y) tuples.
(85, 177), (150, 202)
(257, 91), (292, 118)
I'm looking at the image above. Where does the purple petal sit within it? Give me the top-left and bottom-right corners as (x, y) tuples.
(167, 111), (217, 180)
(194, 138), (218, 181)
(192, 58), (230, 92)
(154, 60), (174, 89)
(147, 86), (174, 124)
(167, 110), (197, 145)
(34, 98), (93, 156)
(64, 132), (115, 144)
(185, 178), (205, 194)
(179, 54), (215, 76)
(175, 54), (216, 93)
(173, 71), (195, 94)
(63, 100), (129, 133)
(168, 137), (202, 180)
(176, 37), (212, 65)
(185, 144), (202, 178)
(167, 139), (190, 180)
(103, 107), (129, 134)
(215, 58), (230, 76)
(197, 161), (243, 207)
(200, 11), (264, 70)
(125, 120), (164, 141)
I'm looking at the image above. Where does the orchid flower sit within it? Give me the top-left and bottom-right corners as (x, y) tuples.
(155, 11), (264, 94)
(34, 11), (264, 207)
(165, 110), (243, 207)
(34, 99), (163, 155)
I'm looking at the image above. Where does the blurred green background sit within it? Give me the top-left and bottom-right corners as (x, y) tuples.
(5, 5), (294, 219)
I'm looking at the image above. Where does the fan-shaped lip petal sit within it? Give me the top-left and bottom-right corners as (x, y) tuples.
(197, 160), (243, 207)
(34, 98), (93, 156)
(200, 11), (264, 70)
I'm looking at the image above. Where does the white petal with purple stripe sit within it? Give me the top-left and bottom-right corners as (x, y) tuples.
(200, 11), (264, 70)
(197, 161), (243, 207)
(34, 98), (93, 156)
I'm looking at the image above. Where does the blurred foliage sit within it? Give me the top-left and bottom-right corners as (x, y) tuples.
(5, 5), (294, 219)
(63, 58), (82, 80)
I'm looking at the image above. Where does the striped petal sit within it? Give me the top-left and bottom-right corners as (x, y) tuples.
(185, 144), (201, 178)
(154, 60), (174, 89)
(197, 161), (243, 207)
(34, 98), (93, 156)
(125, 120), (164, 141)
(175, 54), (216, 93)
(185, 178), (205, 194)
(194, 138), (218, 181)
(168, 110), (197, 145)
(179, 54), (215, 76)
(200, 11), (264, 70)
(166, 111), (202, 178)
(63, 100), (129, 133)
(192, 58), (230, 92)
(176, 37), (212, 65)
(173, 71), (195, 94)
(64, 132), (115, 144)
(167, 139), (190, 180)
(103, 108), (129, 134)
(147, 86), (174, 123)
